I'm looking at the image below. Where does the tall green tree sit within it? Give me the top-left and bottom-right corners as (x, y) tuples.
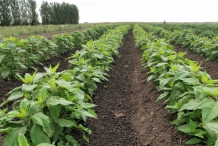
(72, 4), (79, 24)
(19, 0), (29, 25)
(40, 1), (51, 25)
(28, 0), (38, 25)
(0, 0), (12, 26)
(19, 0), (38, 25)
(40, 1), (79, 25)
(10, 0), (21, 26)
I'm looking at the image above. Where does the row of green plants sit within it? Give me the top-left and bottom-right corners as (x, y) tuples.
(133, 24), (218, 145)
(142, 24), (218, 62)
(0, 24), (131, 146)
(0, 24), (117, 81)
(152, 23), (218, 39)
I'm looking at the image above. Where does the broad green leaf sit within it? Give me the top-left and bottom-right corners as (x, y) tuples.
(189, 119), (196, 130)
(8, 91), (23, 101)
(156, 92), (169, 101)
(0, 91), (24, 107)
(201, 71), (210, 83)
(185, 138), (202, 144)
(92, 77), (101, 83)
(46, 96), (73, 106)
(180, 78), (200, 85)
(174, 82), (185, 90)
(36, 144), (55, 146)
(20, 99), (30, 113)
(0, 127), (12, 133)
(57, 119), (77, 128)
(32, 112), (53, 137)
(179, 99), (202, 111)
(28, 103), (40, 116)
(204, 122), (218, 135)
(85, 80), (97, 93)
(173, 70), (190, 81)
(203, 87), (218, 96)
(171, 112), (185, 125)
(33, 73), (44, 83)
(69, 88), (85, 100)
(158, 77), (172, 89)
(62, 72), (71, 81)
(37, 88), (48, 103)
(198, 98), (218, 123)
(18, 134), (30, 146)
(22, 84), (37, 92)
(76, 73), (86, 82)
(49, 106), (61, 122)
(4, 127), (27, 146)
(30, 124), (50, 145)
(56, 79), (73, 89)
(53, 126), (63, 141)
(0, 54), (6, 63)
(193, 86), (207, 99)
(177, 124), (192, 134)
(194, 129), (207, 138)
(83, 102), (96, 109)
(1, 69), (10, 79)
(215, 139), (218, 146)
(147, 75), (155, 82)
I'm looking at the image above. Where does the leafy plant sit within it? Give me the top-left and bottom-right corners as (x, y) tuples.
(0, 24), (131, 146)
(0, 24), (117, 81)
(133, 24), (218, 145)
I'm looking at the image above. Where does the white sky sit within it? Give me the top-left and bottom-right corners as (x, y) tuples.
(35, 0), (218, 23)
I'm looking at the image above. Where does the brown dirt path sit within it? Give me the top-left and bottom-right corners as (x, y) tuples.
(174, 45), (218, 79)
(76, 30), (201, 146)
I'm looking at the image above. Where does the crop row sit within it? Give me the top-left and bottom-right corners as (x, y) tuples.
(0, 24), (131, 146)
(142, 24), (218, 62)
(133, 24), (218, 145)
(0, 24), (118, 81)
(152, 23), (218, 39)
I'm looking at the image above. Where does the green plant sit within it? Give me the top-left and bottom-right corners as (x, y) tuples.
(133, 24), (218, 145)
(0, 24), (131, 146)
(0, 24), (117, 81)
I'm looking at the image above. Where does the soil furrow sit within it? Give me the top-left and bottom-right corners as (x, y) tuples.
(79, 30), (198, 146)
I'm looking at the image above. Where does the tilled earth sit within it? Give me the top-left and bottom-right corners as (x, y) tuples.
(0, 29), (215, 146)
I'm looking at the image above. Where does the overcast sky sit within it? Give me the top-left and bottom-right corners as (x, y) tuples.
(35, 0), (218, 23)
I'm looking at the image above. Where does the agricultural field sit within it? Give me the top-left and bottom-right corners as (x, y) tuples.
(1, 23), (218, 146)
(0, 24), (93, 40)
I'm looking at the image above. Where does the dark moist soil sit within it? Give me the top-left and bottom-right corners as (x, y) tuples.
(73, 30), (203, 146)
(173, 45), (218, 79)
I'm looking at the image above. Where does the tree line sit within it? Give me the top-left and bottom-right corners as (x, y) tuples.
(40, 1), (79, 25)
(0, 0), (79, 26)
